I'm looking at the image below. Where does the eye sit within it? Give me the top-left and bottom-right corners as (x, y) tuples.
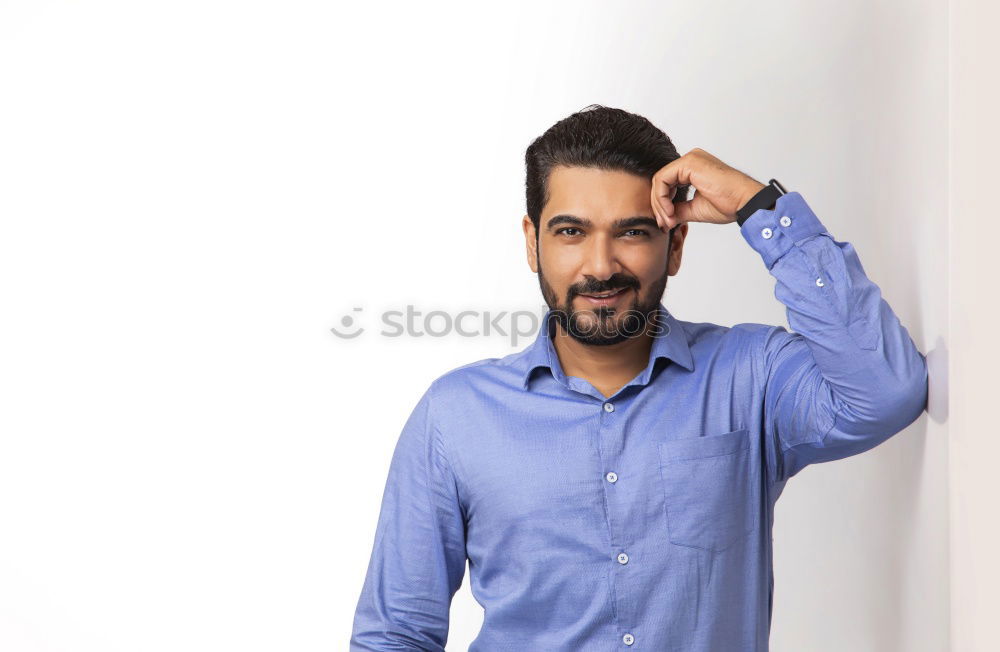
(556, 227), (583, 237)
(622, 229), (650, 238)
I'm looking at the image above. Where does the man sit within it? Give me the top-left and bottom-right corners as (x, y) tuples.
(349, 105), (928, 651)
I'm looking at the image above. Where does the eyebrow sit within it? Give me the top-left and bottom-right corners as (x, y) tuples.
(545, 214), (660, 231)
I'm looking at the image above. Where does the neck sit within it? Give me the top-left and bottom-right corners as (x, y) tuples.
(550, 314), (657, 399)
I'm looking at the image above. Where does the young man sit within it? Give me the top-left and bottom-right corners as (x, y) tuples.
(349, 105), (928, 651)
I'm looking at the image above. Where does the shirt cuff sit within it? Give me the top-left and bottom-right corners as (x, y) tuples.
(739, 191), (828, 269)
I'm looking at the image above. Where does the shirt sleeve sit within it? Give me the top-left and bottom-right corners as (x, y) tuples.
(350, 382), (468, 651)
(739, 191), (929, 483)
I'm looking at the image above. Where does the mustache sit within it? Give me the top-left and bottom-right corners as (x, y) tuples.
(572, 275), (640, 296)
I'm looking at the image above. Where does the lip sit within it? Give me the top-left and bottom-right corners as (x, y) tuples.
(577, 286), (631, 306)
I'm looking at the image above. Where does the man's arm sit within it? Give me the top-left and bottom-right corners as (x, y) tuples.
(739, 191), (928, 482)
(350, 382), (468, 651)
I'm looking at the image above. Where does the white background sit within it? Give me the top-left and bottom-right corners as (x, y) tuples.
(0, 0), (968, 650)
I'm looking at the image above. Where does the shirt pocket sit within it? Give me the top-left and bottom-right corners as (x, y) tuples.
(656, 428), (754, 553)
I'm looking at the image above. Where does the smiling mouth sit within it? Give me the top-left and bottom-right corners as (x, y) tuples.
(579, 287), (630, 299)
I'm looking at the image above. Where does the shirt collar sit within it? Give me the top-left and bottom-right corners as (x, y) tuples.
(518, 302), (694, 391)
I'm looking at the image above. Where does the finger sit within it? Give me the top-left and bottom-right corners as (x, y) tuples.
(655, 201), (674, 231)
(672, 193), (719, 225)
(662, 210), (679, 231)
(649, 185), (667, 231)
(652, 180), (674, 219)
(672, 198), (694, 225)
(651, 197), (666, 232)
(658, 197), (674, 229)
(662, 187), (693, 229)
(655, 156), (693, 194)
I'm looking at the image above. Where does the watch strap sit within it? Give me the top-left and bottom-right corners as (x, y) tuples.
(735, 178), (787, 226)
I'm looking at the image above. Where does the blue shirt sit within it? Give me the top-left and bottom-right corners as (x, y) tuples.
(350, 191), (929, 651)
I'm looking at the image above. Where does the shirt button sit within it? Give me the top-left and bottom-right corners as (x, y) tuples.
(617, 552), (629, 564)
(761, 227), (773, 239)
(603, 402), (615, 413)
(815, 277), (825, 287)
(623, 633), (635, 645)
(606, 471), (618, 483)
(779, 215), (792, 227)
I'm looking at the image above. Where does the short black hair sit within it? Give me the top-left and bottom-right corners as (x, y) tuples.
(525, 104), (687, 235)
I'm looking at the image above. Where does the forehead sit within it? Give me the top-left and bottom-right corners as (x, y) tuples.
(544, 165), (652, 218)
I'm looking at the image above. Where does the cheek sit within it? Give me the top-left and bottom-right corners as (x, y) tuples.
(539, 245), (578, 276)
(623, 249), (668, 280)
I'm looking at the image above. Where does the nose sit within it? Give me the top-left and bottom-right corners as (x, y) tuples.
(579, 232), (622, 282)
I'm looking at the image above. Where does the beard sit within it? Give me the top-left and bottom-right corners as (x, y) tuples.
(537, 257), (670, 347)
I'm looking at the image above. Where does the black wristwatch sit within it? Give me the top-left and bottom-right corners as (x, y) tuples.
(735, 178), (787, 226)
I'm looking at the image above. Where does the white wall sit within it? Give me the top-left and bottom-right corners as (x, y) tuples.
(0, 1), (951, 650)
(950, 1), (1000, 650)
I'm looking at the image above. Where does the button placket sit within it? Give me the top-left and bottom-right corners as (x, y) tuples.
(599, 397), (633, 645)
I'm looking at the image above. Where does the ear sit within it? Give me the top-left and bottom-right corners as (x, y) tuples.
(667, 223), (689, 276)
(522, 214), (539, 273)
